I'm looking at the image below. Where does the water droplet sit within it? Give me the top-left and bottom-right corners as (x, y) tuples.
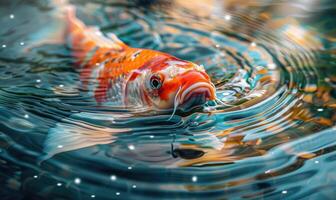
(267, 63), (277, 70)
(74, 178), (81, 184)
(128, 145), (135, 150)
(110, 175), (117, 181)
(225, 15), (231, 20)
(192, 176), (198, 182)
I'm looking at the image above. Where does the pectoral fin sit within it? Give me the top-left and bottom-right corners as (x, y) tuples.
(41, 117), (128, 161)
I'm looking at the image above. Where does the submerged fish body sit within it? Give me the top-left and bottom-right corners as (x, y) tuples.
(40, 4), (218, 160)
(66, 6), (216, 111)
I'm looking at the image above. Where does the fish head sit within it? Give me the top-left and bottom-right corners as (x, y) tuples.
(129, 58), (216, 111)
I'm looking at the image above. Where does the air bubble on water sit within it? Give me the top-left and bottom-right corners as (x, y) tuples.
(116, 192), (120, 196)
(132, 185), (137, 188)
(267, 63), (277, 70)
(57, 183), (62, 187)
(282, 190), (287, 194)
(2, 44), (6, 48)
(110, 175), (117, 181)
(128, 145), (135, 150)
(192, 176), (198, 182)
(10, 14), (14, 19)
(128, 166), (132, 170)
(33, 175), (38, 179)
(74, 178), (81, 184)
(149, 135), (154, 139)
(91, 195), (96, 198)
(24, 114), (29, 119)
(57, 145), (63, 148)
(317, 108), (323, 112)
(225, 15), (231, 20)
(20, 42), (25, 46)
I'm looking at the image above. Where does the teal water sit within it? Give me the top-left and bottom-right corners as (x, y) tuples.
(0, 0), (336, 199)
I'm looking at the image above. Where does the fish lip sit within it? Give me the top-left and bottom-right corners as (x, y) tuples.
(179, 82), (215, 106)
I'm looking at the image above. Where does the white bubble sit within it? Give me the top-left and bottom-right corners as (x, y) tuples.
(225, 15), (231, 20)
(317, 108), (324, 112)
(2, 44), (6, 48)
(36, 79), (41, 83)
(59, 84), (64, 88)
(267, 63), (277, 70)
(57, 183), (62, 187)
(33, 175), (38, 178)
(74, 178), (81, 184)
(57, 145), (63, 149)
(132, 185), (137, 188)
(282, 190), (287, 194)
(128, 145), (135, 150)
(192, 176), (198, 182)
(20, 42), (25, 46)
(315, 160), (319, 164)
(149, 135), (154, 139)
(110, 175), (117, 181)
(251, 42), (256, 47)
(91, 195), (95, 198)
(24, 114), (29, 119)
(128, 166), (132, 170)
(10, 14), (14, 19)
(116, 192), (120, 196)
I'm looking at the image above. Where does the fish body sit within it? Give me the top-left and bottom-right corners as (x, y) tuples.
(66, 7), (216, 110)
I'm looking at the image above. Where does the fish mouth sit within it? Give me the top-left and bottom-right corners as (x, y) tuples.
(179, 82), (215, 110)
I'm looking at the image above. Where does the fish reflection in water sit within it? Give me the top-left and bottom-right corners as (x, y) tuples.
(0, 0), (336, 199)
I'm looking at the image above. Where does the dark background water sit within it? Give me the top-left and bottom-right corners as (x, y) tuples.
(1, 0), (336, 199)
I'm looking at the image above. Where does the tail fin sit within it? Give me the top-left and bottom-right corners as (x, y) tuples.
(26, 0), (127, 54)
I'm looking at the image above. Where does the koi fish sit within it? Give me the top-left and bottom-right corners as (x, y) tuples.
(66, 6), (216, 111)
(39, 2), (218, 160)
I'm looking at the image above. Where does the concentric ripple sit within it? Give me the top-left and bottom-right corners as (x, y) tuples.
(0, 0), (336, 199)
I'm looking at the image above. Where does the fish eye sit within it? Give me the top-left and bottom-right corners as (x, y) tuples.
(150, 74), (162, 89)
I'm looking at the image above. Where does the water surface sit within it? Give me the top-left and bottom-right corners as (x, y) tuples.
(1, 0), (336, 199)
